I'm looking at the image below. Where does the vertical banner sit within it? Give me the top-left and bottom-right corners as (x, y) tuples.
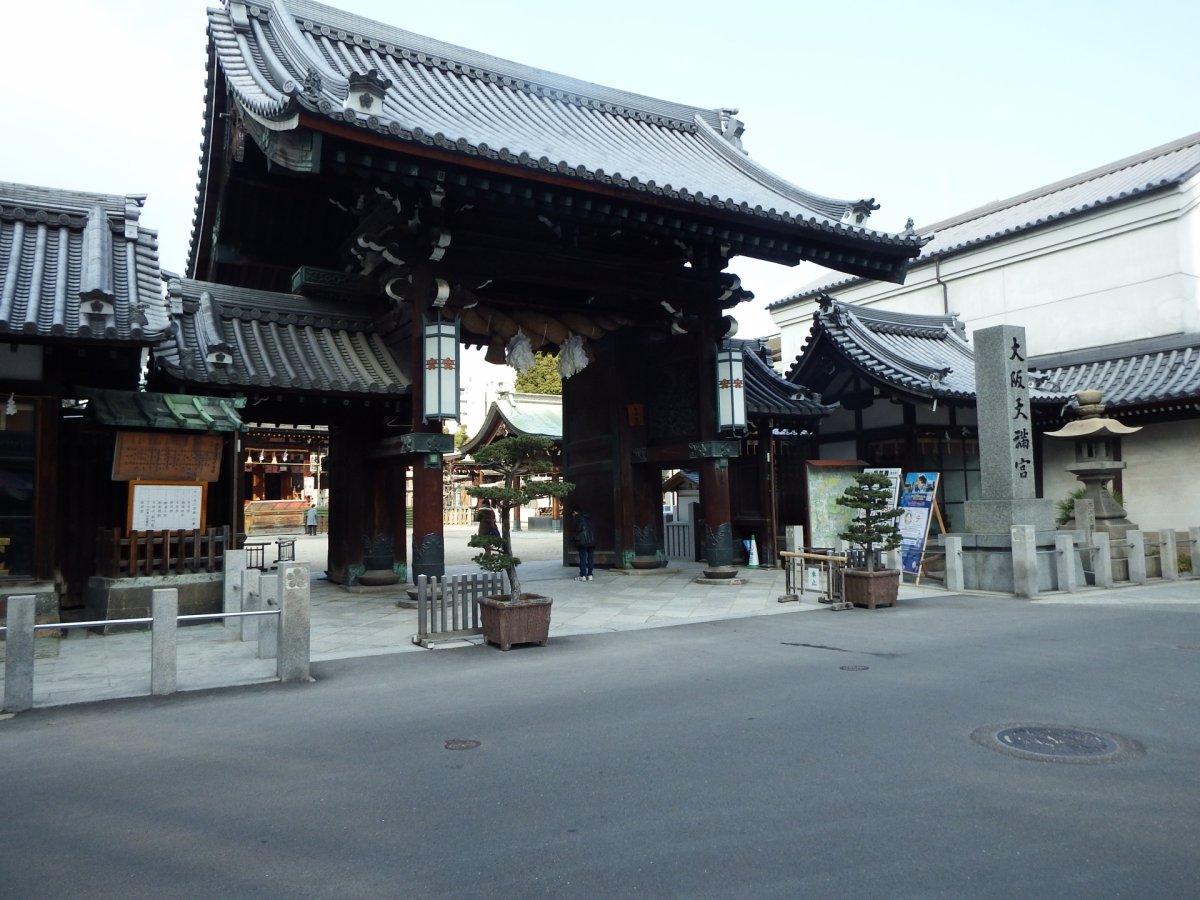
(898, 472), (940, 575)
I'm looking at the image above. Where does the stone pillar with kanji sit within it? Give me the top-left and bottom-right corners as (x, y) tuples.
(963, 324), (1055, 533)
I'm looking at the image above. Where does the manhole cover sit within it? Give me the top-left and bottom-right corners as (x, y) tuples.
(1178, 645), (1200, 651)
(840, 665), (869, 671)
(971, 724), (1143, 764)
(444, 739), (481, 751)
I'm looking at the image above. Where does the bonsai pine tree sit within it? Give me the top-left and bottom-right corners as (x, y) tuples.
(836, 472), (903, 572)
(466, 435), (574, 600)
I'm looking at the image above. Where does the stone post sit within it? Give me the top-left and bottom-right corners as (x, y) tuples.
(223, 548), (247, 640)
(1054, 534), (1077, 593)
(1073, 499), (1096, 546)
(278, 564), (311, 683)
(943, 536), (965, 592)
(1127, 531), (1147, 584)
(1011, 525), (1038, 598)
(151, 588), (178, 696)
(2, 594), (35, 712)
(1160, 529), (1178, 581)
(258, 572), (279, 660)
(1190, 527), (1200, 576)
(241, 567), (261, 642)
(1092, 533), (1113, 588)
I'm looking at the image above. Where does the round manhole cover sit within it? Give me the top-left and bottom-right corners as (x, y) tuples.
(971, 724), (1143, 764)
(840, 665), (869, 671)
(1178, 645), (1200, 651)
(444, 739), (481, 751)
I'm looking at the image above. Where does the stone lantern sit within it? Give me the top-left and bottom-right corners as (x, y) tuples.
(1045, 389), (1141, 578)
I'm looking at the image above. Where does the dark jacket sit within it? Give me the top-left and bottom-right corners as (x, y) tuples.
(573, 513), (595, 548)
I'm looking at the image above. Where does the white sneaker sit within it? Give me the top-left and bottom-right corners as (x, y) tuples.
(586, 575), (593, 581)
(575, 576), (585, 581)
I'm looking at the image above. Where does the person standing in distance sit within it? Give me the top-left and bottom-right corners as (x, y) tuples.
(572, 508), (595, 581)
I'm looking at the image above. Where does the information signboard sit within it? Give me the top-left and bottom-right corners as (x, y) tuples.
(127, 481), (207, 533)
(898, 472), (940, 575)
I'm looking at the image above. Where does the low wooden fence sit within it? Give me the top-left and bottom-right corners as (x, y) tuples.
(95, 527), (232, 578)
(665, 522), (694, 560)
(412, 572), (507, 647)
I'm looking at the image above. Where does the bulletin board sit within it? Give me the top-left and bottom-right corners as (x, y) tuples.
(127, 481), (207, 534)
(803, 460), (863, 550)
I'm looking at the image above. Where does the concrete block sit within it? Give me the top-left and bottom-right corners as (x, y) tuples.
(943, 536), (965, 592)
(1011, 525), (1038, 598)
(3, 594), (35, 712)
(1055, 533), (1077, 593)
(151, 588), (178, 696)
(278, 564), (311, 683)
(241, 568), (262, 643)
(223, 549), (246, 639)
(1092, 533), (1113, 588)
(1127, 531), (1147, 584)
(1159, 529), (1178, 581)
(258, 573), (279, 660)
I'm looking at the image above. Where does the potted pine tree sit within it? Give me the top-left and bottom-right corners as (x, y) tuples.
(466, 435), (574, 649)
(836, 472), (904, 609)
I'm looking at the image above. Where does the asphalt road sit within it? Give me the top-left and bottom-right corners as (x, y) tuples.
(2, 593), (1198, 898)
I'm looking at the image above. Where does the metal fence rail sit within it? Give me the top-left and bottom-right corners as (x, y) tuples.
(3, 565), (311, 713)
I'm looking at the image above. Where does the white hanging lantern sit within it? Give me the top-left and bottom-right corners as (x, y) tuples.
(715, 344), (746, 432)
(423, 316), (460, 421)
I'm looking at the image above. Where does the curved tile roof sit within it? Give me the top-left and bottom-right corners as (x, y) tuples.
(786, 296), (1068, 404)
(197, 0), (923, 269)
(1030, 333), (1200, 414)
(155, 276), (410, 394)
(773, 130), (1200, 307)
(0, 181), (169, 342)
(460, 391), (562, 454)
(737, 339), (833, 420)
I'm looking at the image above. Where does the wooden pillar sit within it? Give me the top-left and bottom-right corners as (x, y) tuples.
(326, 425), (371, 584)
(698, 457), (734, 569)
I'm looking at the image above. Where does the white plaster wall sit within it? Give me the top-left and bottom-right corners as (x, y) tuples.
(773, 183), (1200, 358)
(1121, 420), (1200, 531)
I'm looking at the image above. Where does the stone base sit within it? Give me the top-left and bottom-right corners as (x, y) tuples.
(963, 498), (1057, 533)
(694, 577), (747, 586)
(612, 567), (681, 577)
(85, 574), (223, 633)
(944, 532), (1082, 594)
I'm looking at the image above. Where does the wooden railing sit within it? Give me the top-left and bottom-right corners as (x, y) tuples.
(95, 527), (233, 578)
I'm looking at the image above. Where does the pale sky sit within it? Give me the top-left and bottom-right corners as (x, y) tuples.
(3, 0), (1198, 342)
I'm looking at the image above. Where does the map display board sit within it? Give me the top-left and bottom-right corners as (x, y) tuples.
(804, 460), (863, 550)
(127, 482), (207, 533)
(898, 472), (940, 575)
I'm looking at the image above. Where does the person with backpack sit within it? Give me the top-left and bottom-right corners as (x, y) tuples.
(572, 508), (595, 581)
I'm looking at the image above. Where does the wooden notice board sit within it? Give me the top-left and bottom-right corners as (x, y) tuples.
(126, 481), (207, 534)
(113, 432), (224, 482)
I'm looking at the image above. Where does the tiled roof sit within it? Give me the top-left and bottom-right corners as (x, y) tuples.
(154, 276), (410, 394)
(772, 131), (1200, 307)
(461, 392), (562, 454)
(786, 297), (1068, 404)
(737, 339), (833, 420)
(198, 0), (924, 271)
(1030, 333), (1200, 413)
(79, 387), (247, 432)
(0, 181), (169, 342)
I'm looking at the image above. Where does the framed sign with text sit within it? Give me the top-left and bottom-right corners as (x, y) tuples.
(113, 432), (223, 482)
(126, 481), (207, 534)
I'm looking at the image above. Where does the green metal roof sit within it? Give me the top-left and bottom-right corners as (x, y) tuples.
(78, 388), (247, 432)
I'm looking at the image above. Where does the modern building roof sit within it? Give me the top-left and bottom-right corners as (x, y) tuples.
(196, 0), (925, 279)
(154, 276), (410, 394)
(772, 130), (1200, 307)
(1030, 332), (1200, 417)
(0, 181), (169, 342)
(460, 391), (562, 454)
(785, 296), (1068, 405)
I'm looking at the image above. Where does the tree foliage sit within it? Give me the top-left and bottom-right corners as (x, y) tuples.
(836, 472), (902, 572)
(465, 435), (574, 599)
(513, 353), (562, 395)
